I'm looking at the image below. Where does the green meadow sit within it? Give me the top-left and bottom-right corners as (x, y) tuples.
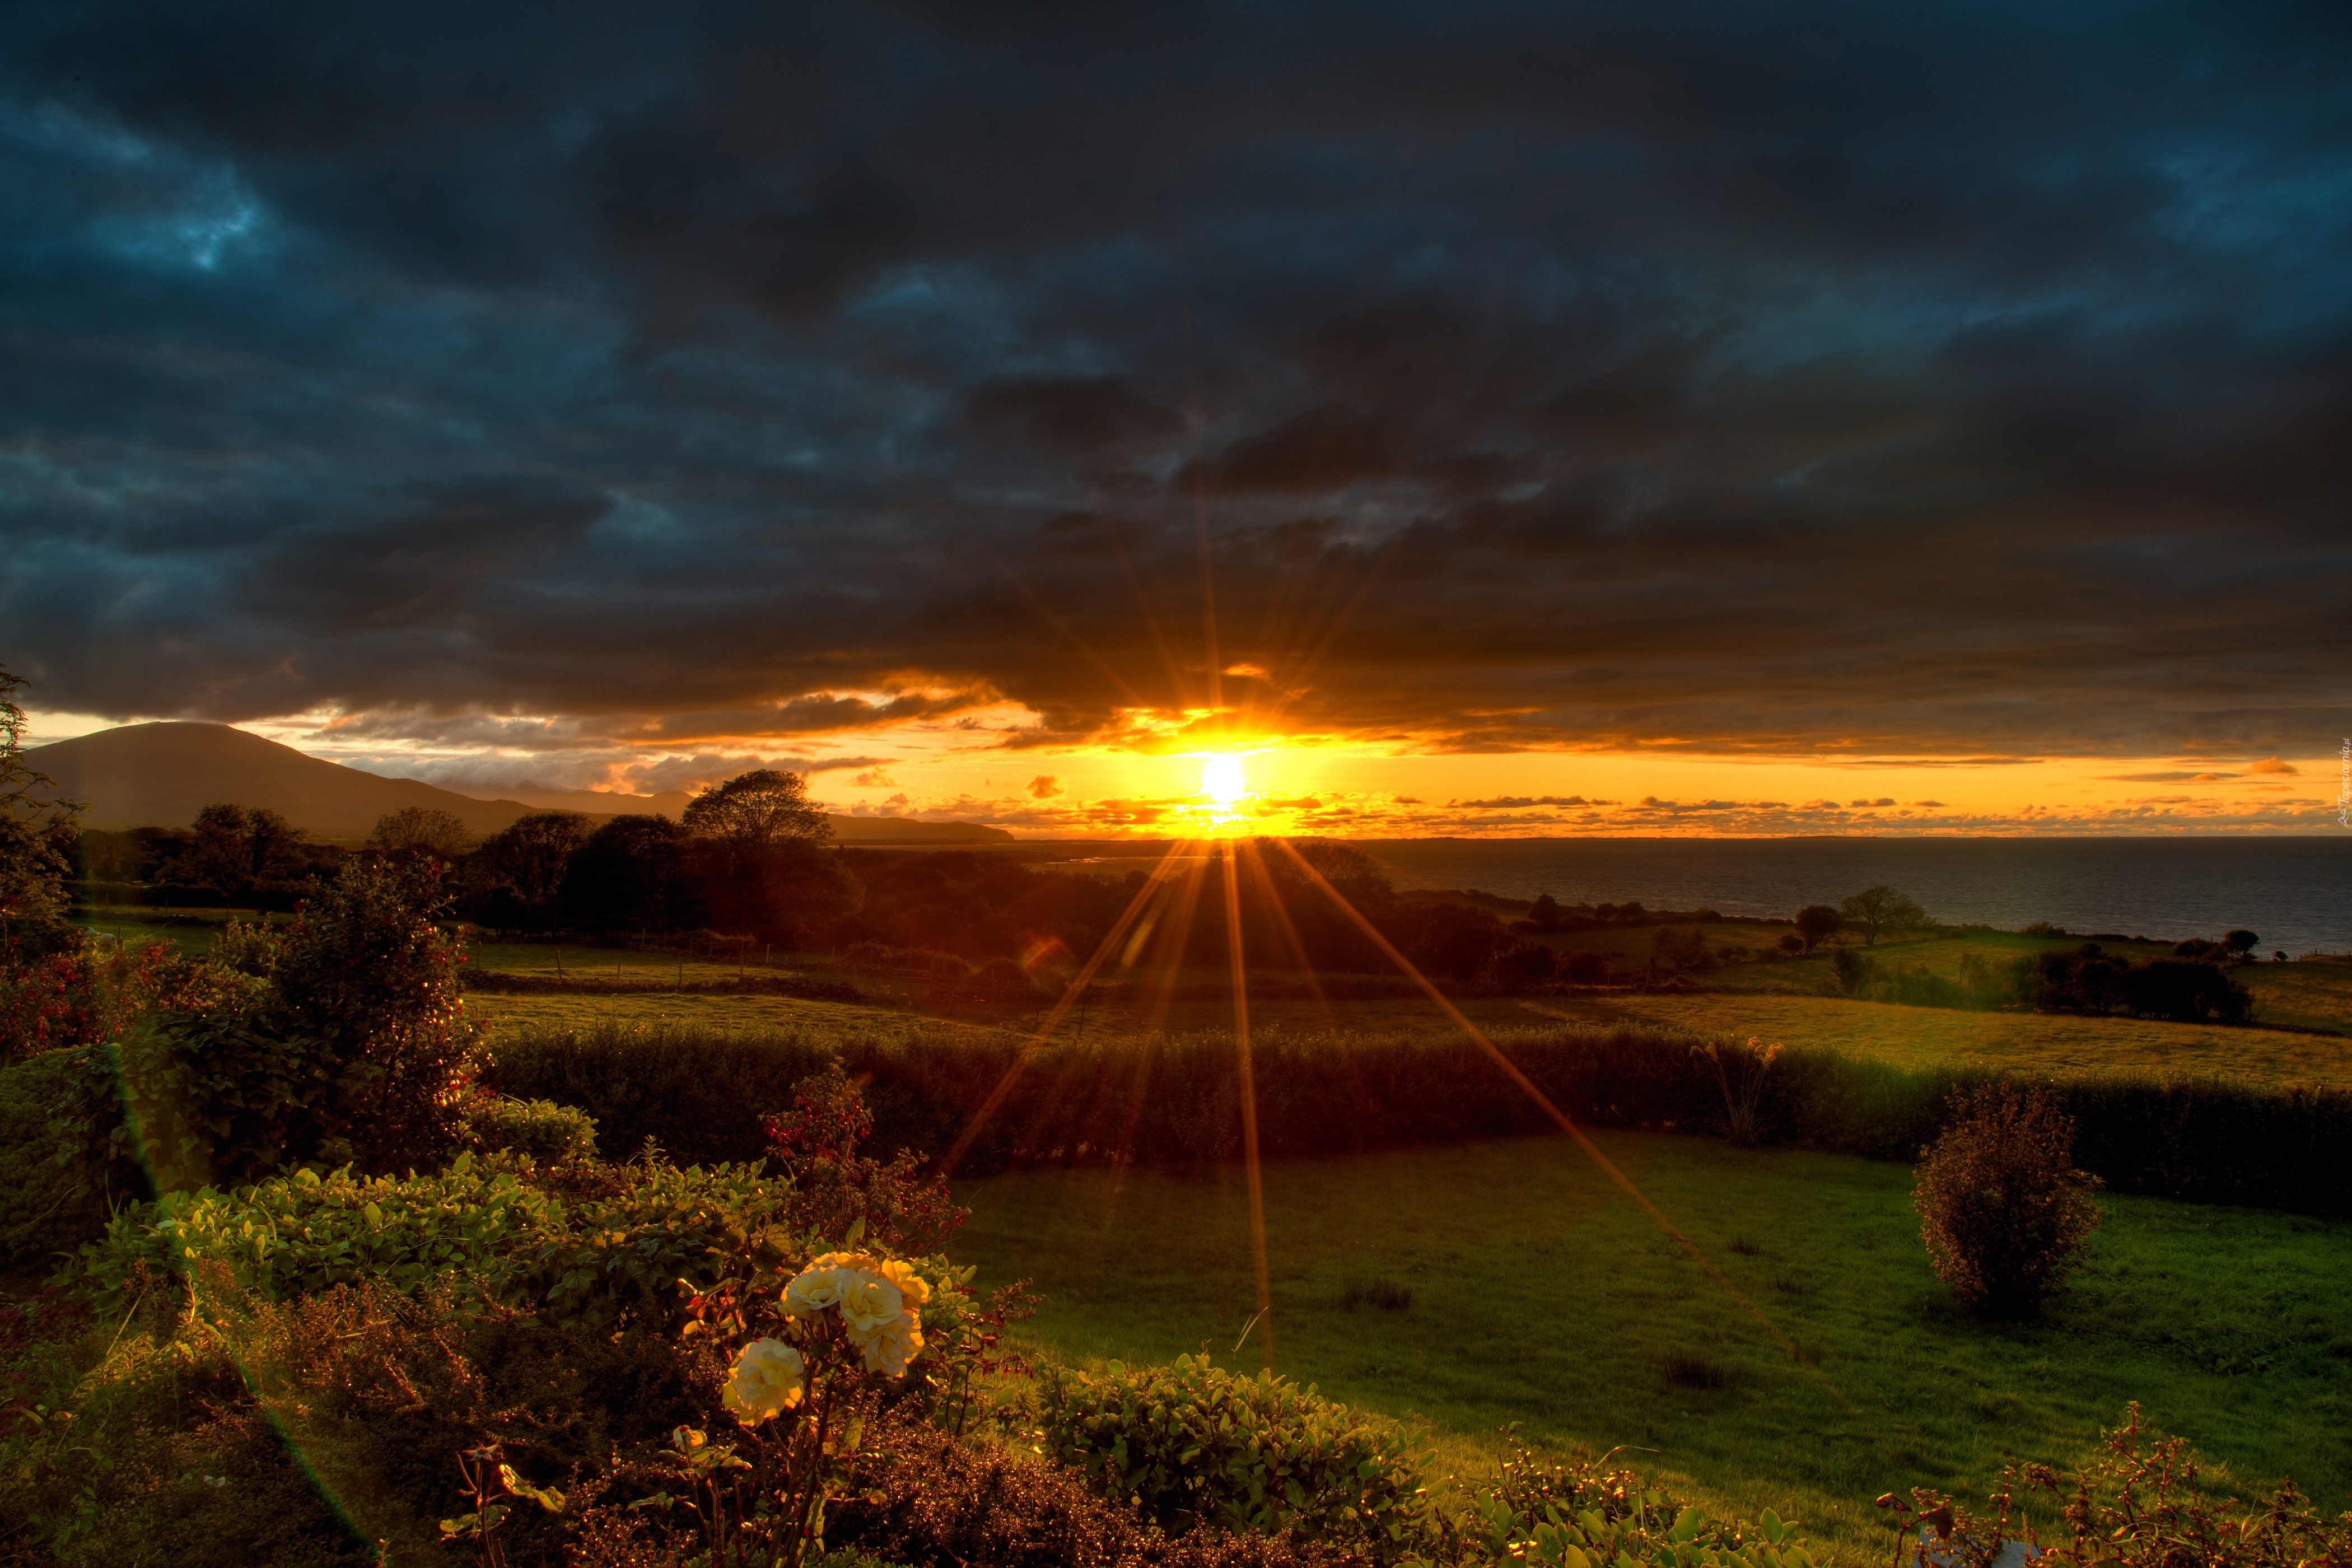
(438, 922), (2352, 1562)
(951, 1133), (2352, 1564)
(29, 901), (2352, 1564)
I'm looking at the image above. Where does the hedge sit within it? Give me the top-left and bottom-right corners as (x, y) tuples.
(482, 1021), (2352, 1216)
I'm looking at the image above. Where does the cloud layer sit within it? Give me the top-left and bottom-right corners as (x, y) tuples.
(4, 1), (2350, 769)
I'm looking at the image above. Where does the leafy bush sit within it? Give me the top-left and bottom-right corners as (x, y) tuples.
(460, 1094), (600, 1163)
(1882, 1403), (2352, 1568)
(252, 855), (487, 1166)
(1032, 1355), (1433, 1552)
(1915, 1085), (2102, 1317)
(0, 1049), (118, 1268)
(70, 1151), (802, 1331)
(821, 1413), (1371, 1568)
(52, 858), (489, 1198)
(762, 1067), (968, 1253)
(1443, 1430), (1819, 1568)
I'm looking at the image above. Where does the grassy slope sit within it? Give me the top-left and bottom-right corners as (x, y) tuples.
(1533, 992), (2352, 1089)
(955, 1134), (2352, 1566)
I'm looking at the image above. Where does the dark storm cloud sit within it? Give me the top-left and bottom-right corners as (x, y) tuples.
(4, 0), (2351, 756)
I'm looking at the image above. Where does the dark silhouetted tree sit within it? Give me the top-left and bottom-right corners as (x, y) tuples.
(1838, 884), (1927, 946)
(367, 806), (473, 859)
(184, 802), (252, 890)
(475, 810), (595, 908)
(1399, 901), (1508, 984)
(2223, 929), (2260, 962)
(562, 814), (699, 932)
(682, 768), (830, 852)
(1488, 940), (1556, 986)
(1650, 923), (1714, 973)
(1794, 904), (1842, 951)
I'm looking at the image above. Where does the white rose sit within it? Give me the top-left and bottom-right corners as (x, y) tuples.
(721, 1338), (805, 1424)
(875, 1258), (931, 1309)
(848, 1307), (924, 1377)
(834, 1271), (905, 1337)
(783, 1265), (850, 1317)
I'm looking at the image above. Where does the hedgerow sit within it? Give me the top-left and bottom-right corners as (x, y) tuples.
(486, 1020), (2352, 1215)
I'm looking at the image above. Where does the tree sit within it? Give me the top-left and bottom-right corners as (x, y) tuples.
(1915, 1084), (2101, 1317)
(563, 814), (698, 932)
(1650, 923), (1714, 973)
(474, 810), (595, 907)
(1837, 884), (1928, 946)
(245, 808), (308, 885)
(2222, 929), (2260, 963)
(0, 663), (82, 956)
(682, 768), (830, 852)
(1793, 903), (1842, 951)
(102, 855), (486, 1183)
(184, 802), (253, 890)
(367, 806), (474, 860)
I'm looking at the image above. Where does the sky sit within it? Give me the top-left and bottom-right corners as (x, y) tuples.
(4, 1), (2350, 838)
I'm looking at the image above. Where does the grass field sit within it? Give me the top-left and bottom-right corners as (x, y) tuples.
(466, 976), (2352, 1090)
(954, 1133), (2352, 1566)
(1532, 992), (2352, 1089)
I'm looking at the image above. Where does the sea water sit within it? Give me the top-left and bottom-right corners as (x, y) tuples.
(1360, 837), (2352, 954)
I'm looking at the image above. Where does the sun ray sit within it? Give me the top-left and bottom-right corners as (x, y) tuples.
(1240, 836), (1333, 1023)
(1264, 836), (1875, 1426)
(1222, 841), (1276, 1371)
(937, 840), (1192, 1177)
(1142, 857), (1210, 1038)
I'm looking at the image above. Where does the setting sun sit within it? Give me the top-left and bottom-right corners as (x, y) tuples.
(1201, 753), (1248, 805)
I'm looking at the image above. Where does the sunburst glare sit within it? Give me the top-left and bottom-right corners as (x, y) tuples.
(1200, 752), (1248, 805)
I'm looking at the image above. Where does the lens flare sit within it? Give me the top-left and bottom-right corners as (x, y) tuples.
(1201, 753), (1247, 804)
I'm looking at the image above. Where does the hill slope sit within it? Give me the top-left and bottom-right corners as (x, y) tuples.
(26, 723), (1014, 845)
(25, 723), (544, 841)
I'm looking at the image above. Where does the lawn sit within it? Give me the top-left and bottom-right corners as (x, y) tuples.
(463, 987), (1025, 1046)
(1533, 992), (2352, 1089)
(954, 1133), (2352, 1566)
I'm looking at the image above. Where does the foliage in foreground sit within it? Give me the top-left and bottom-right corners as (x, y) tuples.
(1914, 1085), (2103, 1317)
(1030, 1355), (1435, 1551)
(1880, 1403), (2352, 1568)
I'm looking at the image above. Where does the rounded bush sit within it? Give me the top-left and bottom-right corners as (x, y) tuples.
(1914, 1084), (2102, 1317)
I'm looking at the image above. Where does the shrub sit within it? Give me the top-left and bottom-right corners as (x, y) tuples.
(260, 856), (486, 1166)
(0, 1049), (119, 1268)
(1449, 1428), (1819, 1568)
(1882, 1403), (2352, 1568)
(1487, 941), (1556, 986)
(1914, 1085), (2102, 1317)
(460, 1094), (600, 1163)
(822, 1413), (1370, 1568)
(1032, 1355), (1432, 1551)
(762, 1068), (969, 1253)
(69, 1151), (804, 1331)
(1558, 949), (1610, 985)
(1650, 925), (1714, 973)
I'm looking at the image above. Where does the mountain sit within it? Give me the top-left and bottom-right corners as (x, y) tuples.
(26, 722), (1015, 846)
(437, 781), (699, 817)
(25, 723), (547, 841)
